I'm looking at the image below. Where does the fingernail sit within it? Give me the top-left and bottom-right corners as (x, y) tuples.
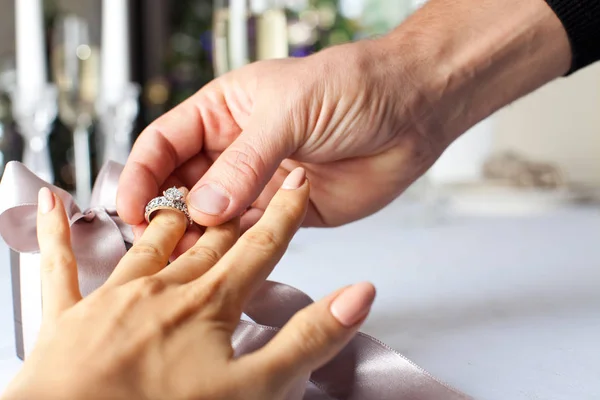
(330, 282), (376, 327)
(189, 184), (230, 215)
(38, 187), (55, 214)
(281, 167), (306, 190)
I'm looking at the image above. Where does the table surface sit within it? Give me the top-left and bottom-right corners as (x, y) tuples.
(1, 199), (599, 400)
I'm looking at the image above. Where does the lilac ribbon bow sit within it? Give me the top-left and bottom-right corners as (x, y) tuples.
(0, 161), (133, 296)
(0, 161), (470, 400)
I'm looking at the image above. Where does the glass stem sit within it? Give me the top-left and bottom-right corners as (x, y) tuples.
(102, 121), (131, 166)
(23, 135), (54, 184)
(73, 123), (92, 207)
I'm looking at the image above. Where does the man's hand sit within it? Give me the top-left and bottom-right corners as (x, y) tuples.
(117, 0), (571, 253)
(117, 40), (438, 247)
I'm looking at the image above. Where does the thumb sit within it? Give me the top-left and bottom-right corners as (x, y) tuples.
(187, 116), (295, 226)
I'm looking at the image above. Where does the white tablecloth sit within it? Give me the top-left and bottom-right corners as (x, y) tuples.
(1, 200), (599, 399)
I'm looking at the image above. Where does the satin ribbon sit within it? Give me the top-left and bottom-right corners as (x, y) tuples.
(0, 161), (133, 296)
(0, 161), (471, 400)
(236, 282), (471, 400)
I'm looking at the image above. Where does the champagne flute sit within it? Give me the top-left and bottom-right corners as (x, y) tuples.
(52, 14), (100, 207)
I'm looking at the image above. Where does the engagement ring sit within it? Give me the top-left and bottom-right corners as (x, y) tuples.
(144, 187), (193, 226)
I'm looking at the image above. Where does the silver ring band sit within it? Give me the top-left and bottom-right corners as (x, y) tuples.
(144, 187), (193, 226)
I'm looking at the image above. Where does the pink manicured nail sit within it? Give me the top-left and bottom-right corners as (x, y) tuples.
(38, 187), (55, 214)
(330, 282), (376, 327)
(281, 167), (306, 190)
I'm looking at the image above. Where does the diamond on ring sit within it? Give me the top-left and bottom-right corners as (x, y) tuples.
(164, 187), (184, 201)
(144, 187), (193, 226)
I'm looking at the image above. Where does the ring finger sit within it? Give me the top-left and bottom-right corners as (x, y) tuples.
(157, 217), (240, 284)
(107, 187), (190, 286)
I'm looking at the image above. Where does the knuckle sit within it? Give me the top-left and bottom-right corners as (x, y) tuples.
(180, 285), (206, 309)
(128, 242), (166, 261)
(222, 145), (264, 183)
(181, 277), (221, 308)
(268, 199), (304, 221)
(242, 229), (280, 252)
(185, 245), (221, 266)
(200, 274), (228, 305)
(182, 275), (239, 320)
(220, 228), (239, 245)
(134, 276), (166, 297)
(216, 220), (240, 241)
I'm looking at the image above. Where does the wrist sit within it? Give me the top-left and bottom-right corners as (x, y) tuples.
(378, 0), (571, 144)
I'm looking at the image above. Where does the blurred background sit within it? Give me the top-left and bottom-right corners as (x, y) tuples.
(0, 0), (599, 212)
(1, 3), (600, 398)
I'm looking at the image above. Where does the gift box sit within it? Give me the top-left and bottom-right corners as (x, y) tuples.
(0, 161), (133, 360)
(0, 161), (471, 400)
(10, 250), (41, 360)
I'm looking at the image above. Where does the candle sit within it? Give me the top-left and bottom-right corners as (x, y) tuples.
(15, 0), (48, 105)
(412, 0), (428, 9)
(101, 0), (130, 104)
(228, 0), (249, 71)
(256, 9), (288, 61)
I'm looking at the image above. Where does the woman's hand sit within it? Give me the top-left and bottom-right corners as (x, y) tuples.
(3, 168), (376, 400)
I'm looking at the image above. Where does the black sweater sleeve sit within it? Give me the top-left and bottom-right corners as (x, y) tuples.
(544, 0), (600, 73)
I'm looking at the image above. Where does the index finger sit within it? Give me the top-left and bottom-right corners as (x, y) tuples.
(36, 188), (82, 323)
(117, 96), (206, 225)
